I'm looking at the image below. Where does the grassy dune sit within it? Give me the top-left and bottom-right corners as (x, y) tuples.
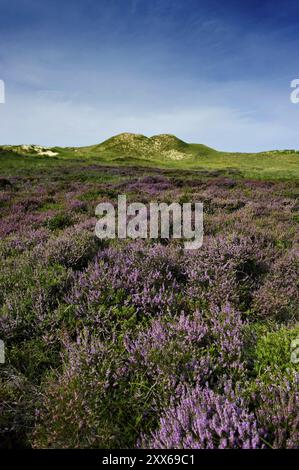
(1, 132), (299, 180)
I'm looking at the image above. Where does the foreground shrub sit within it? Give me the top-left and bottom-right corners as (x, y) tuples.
(124, 304), (246, 396)
(139, 385), (264, 449)
(253, 325), (299, 375)
(253, 249), (299, 321)
(67, 242), (185, 320)
(184, 234), (273, 311)
(46, 213), (73, 231)
(124, 311), (211, 394)
(43, 227), (100, 270)
(32, 331), (153, 448)
(0, 258), (72, 341)
(1, 168), (299, 449)
(253, 372), (299, 448)
(0, 368), (36, 448)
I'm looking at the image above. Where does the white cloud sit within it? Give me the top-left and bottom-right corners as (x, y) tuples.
(1, 87), (298, 152)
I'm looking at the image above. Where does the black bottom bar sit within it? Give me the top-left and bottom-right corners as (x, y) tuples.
(0, 449), (297, 468)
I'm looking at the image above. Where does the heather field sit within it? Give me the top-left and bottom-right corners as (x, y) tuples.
(0, 150), (299, 449)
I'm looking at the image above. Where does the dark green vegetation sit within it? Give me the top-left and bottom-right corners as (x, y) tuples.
(0, 140), (298, 448)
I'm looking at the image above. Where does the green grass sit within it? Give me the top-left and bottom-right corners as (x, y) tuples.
(1, 133), (299, 180)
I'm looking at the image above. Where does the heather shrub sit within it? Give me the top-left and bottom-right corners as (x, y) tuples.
(1, 163), (299, 449)
(67, 242), (185, 321)
(253, 372), (299, 448)
(208, 304), (246, 380)
(32, 331), (154, 448)
(3, 227), (49, 254)
(123, 304), (247, 416)
(43, 227), (101, 270)
(67, 199), (87, 213)
(32, 305), (249, 449)
(13, 196), (45, 212)
(185, 234), (272, 311)
(0, 259), (72, 341)
(124, 311), (212, 394)
(0, 368), (36, 448)
(253, 249), (299, 321)
(139, 384), (264, 449)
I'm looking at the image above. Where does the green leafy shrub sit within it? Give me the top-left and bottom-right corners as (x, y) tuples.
(254, 326), (299, 376)
(46, 213), (73, 231)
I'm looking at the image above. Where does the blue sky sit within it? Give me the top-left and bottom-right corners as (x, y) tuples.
(0, 0), (299, 151)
